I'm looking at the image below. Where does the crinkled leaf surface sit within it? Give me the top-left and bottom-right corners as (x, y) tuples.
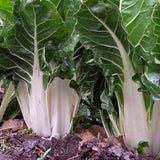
(0, 0), (15, 18)
(51, 0), (80, 34)
(0, 0), (68, 88)
(141, 3), (160, 100)
(120, 0), (160, 100)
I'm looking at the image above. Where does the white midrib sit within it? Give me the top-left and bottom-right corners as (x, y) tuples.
(50, 76), (79, 138)
(119, 0), (123, 11)
(29, 8), (79, 138)
(29, 9), (51, 137)
(110, 26), (149, 150)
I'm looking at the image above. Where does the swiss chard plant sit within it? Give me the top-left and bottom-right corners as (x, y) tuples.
(75, 0), (160, 155)
(0, 0), (82, 138)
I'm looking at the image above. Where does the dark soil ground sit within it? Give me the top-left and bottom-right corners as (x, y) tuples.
(0, 125), (159, 160)
(0, 91), (159, 160)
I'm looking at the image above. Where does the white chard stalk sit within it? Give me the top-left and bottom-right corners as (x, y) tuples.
(106, 23), (150, 152)
(15, 0), (80, 138)
(17, 81), (31, 128)
(50, 77), (79, 138)
(17, 77), (79, 138)
(150, 101), (160, 154)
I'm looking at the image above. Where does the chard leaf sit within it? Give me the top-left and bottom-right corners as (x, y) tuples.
(141, 3), (160, 100)
(1, 0), (67, 88)
(121, 1), (160, 100)
(0, 0), (15, 42)
(120, 0), (157, 47)
(50, 0), (81, 34)
(0, 0), (15, 19)
(120, 0), (158, 73)
(141, 66), (160, 100)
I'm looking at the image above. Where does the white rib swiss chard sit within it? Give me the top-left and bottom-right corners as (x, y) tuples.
(0, 0), (80, 138)
(75, 0), (160, 155)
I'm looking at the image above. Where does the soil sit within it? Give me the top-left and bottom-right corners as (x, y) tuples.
(0, 90), (158, 160)
(0, 123), (159, 160)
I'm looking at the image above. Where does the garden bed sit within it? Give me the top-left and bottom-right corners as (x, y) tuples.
(0, 121), (158, 160)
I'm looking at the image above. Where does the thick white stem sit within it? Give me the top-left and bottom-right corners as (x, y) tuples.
(50, 77), (79, 138)
(122, 65), (149, 151)
(17, 81), (31, 128)
(30, 70), (51, 137)
(29, 10), (51, 137)
(104, 21), (150, 152)
(150, 101), (160, 155)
